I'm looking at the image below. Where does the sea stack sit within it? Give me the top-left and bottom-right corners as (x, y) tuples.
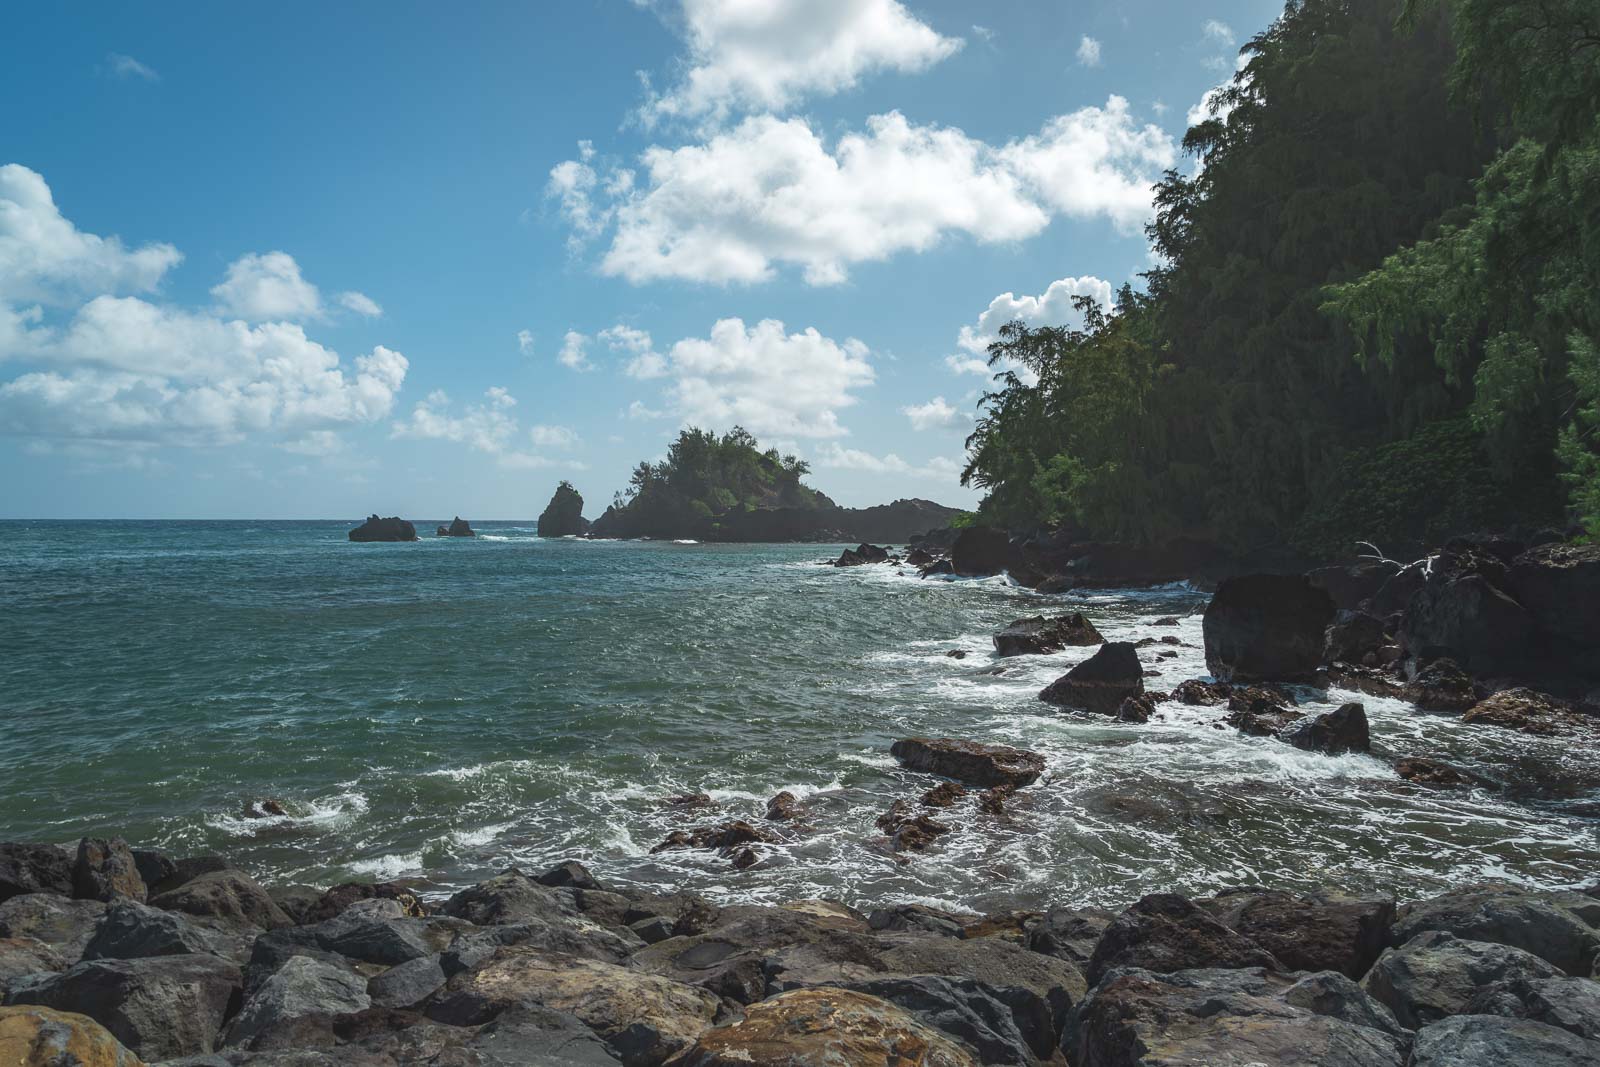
(537, 481), (589, 537)
(348, 515), (418, 542)
(436, 516), (475, 537)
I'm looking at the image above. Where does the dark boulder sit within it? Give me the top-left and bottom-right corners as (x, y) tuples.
(1464, 688), (1590, 736)
(1308, 558), (1402, 612)
(1508, 542), (1600, 663)
(348, 515), (418, 542)
(1409, 1014), (1600, 1067)
(1401, 658), (1481, 711)
(535, 861), (605, 892)
(951, 526), (1022, 578)
(875, 805), (951, 852)
(1199, 887), (1394, 979)
(1390, 884), (1600, 976)
(300, 880), (427, 924)
(366, 954), (447, 1010)
(1467, 976), (1600, 1040)
(835, 543), (889, 566)
(1117, 694), (1158, 723)
(1203, 574), (1334, 683)
(1171, 679), (1231, 706)
(5, 953), (243, 1060)
(889, 738), (1045, 789)
(1024, 907), (1117, 968)
(846, 974), (1056, 1065)
(1038, 642), (1142, 715)
(436, 516), (475, 537)
(1084, 893), (1282, 985)
(71, 840), (144, 904)
(651, 820), (780, 856)
(221, 954), (369, 1049)
(919, 558), (956, 578)
(1223, 689), (1304, 736)
(0, 844), (72, 903)
(130, 850), (174, 892)
(146, 855), (228, 897)
(1361, 930), (1564, 1029)
(537, 481), (589, 538)
(82, 899), (226, 961)
(1395, 757), (1476, 786)
(764, 792), (807, 822)
(440, 870), (577, 927)
(1278, 702), (1370, 755)
(1401, 543), (1535, 675)
(1325, 610), (1390, 665)
(993, 613), (1103, 657)
(148, 869), (291, 930)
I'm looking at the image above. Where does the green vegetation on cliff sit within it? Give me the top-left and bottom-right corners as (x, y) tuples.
(962, 0), (1596, 552)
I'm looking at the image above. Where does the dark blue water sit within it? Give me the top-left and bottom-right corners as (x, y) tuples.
(2, 521), (1596, 911)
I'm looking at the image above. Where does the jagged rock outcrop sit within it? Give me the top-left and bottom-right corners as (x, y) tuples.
(537, 482), (590, 538)
(993, 614), (1103, 657)
(435, 516), (475, 537)
(348, 515), (418, 542)
(1038, 642), (1143, 714)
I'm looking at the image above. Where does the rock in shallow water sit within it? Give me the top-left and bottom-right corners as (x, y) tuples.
(889, 738), (1045, 789)
(1203, 573), (1334, 683)
(1277, 701), (1370, 755)
(1037, 642), (1142, 715)
(347, 515), (418, 542)
(992, 613), (1103, 657)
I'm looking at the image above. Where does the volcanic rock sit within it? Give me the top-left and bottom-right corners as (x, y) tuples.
(1278, 702), (1370, 754)
(1203, 574), (1335, 682)
(0, 845), (72, 904)
(348, 515), (418, 542)
(1038, 642), (1143, 715)
(889, 738), (1045, 789)
(1085, 893), (1282, 986)
(992, 613), (1103, 657)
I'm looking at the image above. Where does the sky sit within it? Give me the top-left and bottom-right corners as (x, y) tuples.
(0, 0), (1285, 519)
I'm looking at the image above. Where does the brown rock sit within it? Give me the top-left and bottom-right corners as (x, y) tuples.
(1464, 687), (1590, 736)
(1394, 757), (1474, 786)
(0, 1004), (144, 1067)
(764, 792), (806, 822)
(919, 782), (967, 808)
(889, 738), (1045, 789)
(70, 842), (144, 905)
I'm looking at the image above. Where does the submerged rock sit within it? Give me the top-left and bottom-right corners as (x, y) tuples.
(1203, 573), (1335, 682)
(875, 805), (951, 853)
(764, 792), (807, 822)
(347, 515), (418, 542)
(888, 738), (1045, 789)
(992, 613), (1103, 657)
(1038, 642), (1143, 715)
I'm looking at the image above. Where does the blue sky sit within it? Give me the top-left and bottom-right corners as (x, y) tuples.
(0, 0), (1284, 519)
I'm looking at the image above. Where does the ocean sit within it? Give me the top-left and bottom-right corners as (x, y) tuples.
(2, 520), (1596, 912)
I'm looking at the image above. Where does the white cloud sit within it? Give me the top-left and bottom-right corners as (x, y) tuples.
(944, 354), (992, 377)
(627, 399), (665, 420)
(391, 385), (579, 471)
(0, 164), (181, 305)
(1187, 52), (1250, 129)
(1202, 19), (1236, 46)
(640, 0), (961, 126)
(0, 167), (406, 449)
(560, 99), (1172, 286)
(901, 395), (969, 432)
(338, 290), (382, 317)
(1076, 36), (1102, 67)
(517, 329), (534, 355)
(599, 323), (667, 379)
(529, 424), (579, 448)
(211, 251), (322, 321)
(558, 330), (594, 371)
(956, 274), (1114, 356)
(633, 317), (874, 438)
(812, 441), (961, 481)
(108, 53), (159, 81)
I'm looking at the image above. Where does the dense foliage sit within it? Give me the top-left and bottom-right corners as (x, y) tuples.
(963, 0), (1596, 553)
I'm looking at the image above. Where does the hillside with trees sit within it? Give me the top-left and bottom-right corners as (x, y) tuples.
(961, 0), (1597, 558)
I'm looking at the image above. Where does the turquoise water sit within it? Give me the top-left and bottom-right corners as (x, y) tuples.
(2, 520), (1597, 912)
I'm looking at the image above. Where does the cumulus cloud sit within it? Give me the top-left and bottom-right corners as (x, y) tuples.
(0, 166), (407, 450)
(640, 0), (961, 126)
(557, 330), (594, 371)
(599, 324), (667, 379)
(901, 395), (970, 432)
(812, 441), (961, 481)
(555, 99), (1174, 286)
(211, 251), (322, 321)
(392, 386), (583, 470)
(529, 424), (579, 448)
(338, 290), (382, 317)
(1076, 36), (1102, 67)
(108, 53), (159, 81)
(955, 274), (1114, 356)
(629, 317), (874, 438)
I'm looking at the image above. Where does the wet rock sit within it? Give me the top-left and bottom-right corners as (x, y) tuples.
(0, 896), (108, 963)
(534, 861), (604, 892)
(440, 869), (578, 927)
(436, 516), (475, 537)
(1116, 694), (1157, 723)
(674, 987), (979, 1067)
(889, 738), (1045, 789)
(1395, 757), (1476, 786)
(651, 821), (780, 856)
(0, 1003), (143, 1066)
(1199, 888), (1394, 979)
(919, 782), (967, 808)
(1361, 930), (1564, 1029)
(223, 955), (369, 1049)
(0, 845), (73, 904)
(1390, 884), (1600, 975)
(1066, 968), (1408, 1067)
(906, 547), (937, 567)
(763, 792), (806, 822)
(348, 515), (418, 542)
(147, 870), (290, 930)
(1223, 691), (1303, 736)
(1024, 908), (1117, 969)
(81, 901), (226, 961)
(1038, 642), (1143, 715)
(70, 842), (143, 905)
(659, 793), (715, 811)
(5, 953), (242, 1060)
(426, 946), (721, 1065)
(1466, 976), (1600, 1040)
(1085, 893), (1282, 986)
(300, 880), (429, 924)
(920, 559), (956, 578)
(1203, 574), (1335, 683)
(1409, 1013), (1600, 1066)
(1325, 610), (1390, 665)
(976, 785), (1015, 816)
(1464, 688), (1590, 736)
(1400, 658), (1481, 711)
(992, 613), (1103, 657)
(1171, 679), (1231, 706)
(730, 848), (758, 870)
(1327, 661), (1406, 699)
(875, 805), (951, 853)
(835, 543), (890, 566)
(240, 798), (288, 820)
(944, 649), (967, 659)
(1278, 701), (1370, 755)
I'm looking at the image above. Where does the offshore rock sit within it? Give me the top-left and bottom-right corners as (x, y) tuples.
(993, 613), (1103, 657)
(674, 987), (979, 1067)
(1085, 893), (1282, 986)
(889, 738), (1045, 789)
(0, 1004), (144, 1067)
(1395, 757), (1476, 786)
(0, 845), (73, 904)
(1400, 658), (1481, 711)
(835, 543), (890, 566)
(1278, 701), (1370, 755)
(1038, 642), (1143, 715)
(347, 515), (418, 542)
(435, 516), (475, 537)
(1203, 574), (1335, 682)
(537, 481), (589, 538)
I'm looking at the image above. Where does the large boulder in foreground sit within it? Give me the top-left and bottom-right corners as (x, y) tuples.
(993, 614), (1103, 657)
(1409, 1013), (1600, 1067)
(1203, 574), (1334, 682)
(1199, 887), (1394, 979)
(1509, 542), (1600, 668)
(71, 841), (143, 905)
(1468, 976), (1600, 1040)
(0, 845), (72, 904)
(348, 515), (418, 542)
(1085, 893), (1282, 985)
(889, 739), (1045, 789)
(1389, 884), (1600, 976)
(1038, 642), (1142, 715)
(675, 987), (980, 1067)
(0, 1003), (143, 1066)
(5, 954), (242, 1060)
(1361, 930), (1564, 1030)
(537, 481), (589, 538)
